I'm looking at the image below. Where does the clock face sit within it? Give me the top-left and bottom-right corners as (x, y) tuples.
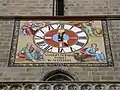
(34, 23), (88, 53)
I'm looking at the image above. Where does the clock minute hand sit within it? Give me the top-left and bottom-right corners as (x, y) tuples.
(59, 24), (64, 39)
(60, 30), (69, 47)
(58, 29), (64, 41)
(58, 32), (61, 41)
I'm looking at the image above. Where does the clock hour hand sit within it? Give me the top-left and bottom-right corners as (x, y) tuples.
(63, 40), (68, 47)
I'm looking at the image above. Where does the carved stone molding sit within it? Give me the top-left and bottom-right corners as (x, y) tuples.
(0, 82), (120, 90)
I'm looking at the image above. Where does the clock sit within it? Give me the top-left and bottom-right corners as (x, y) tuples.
(33, 23), (88, 53)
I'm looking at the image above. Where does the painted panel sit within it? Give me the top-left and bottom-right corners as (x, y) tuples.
(8, 20), (113, 67)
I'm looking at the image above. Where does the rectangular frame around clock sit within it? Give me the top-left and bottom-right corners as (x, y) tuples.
(8, 16), (114, 67)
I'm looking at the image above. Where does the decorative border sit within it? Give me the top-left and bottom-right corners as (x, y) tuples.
(8, 19), (114, 67)
(0, 82), (120, 90)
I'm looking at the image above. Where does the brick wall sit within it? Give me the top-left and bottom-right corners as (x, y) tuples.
(64, 0), (120, 16)
(64, 0), (109, 16)
(0, 0), (120, 16)
(0, 0), (120, 82)
(0, 0), (53, 16)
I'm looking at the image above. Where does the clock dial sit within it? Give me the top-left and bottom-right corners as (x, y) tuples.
(34, 23), (88, 53)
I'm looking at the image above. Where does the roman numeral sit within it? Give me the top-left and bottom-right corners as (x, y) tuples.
(40, 29), (45, 34)
(37, 42), (53, 52)
(64, 24), (73, 30)
(57, 24), (64, 29)
(78, 36), (87, 39)
(69, 26), (73, 30)
(58, 48), (65, 53)
(76, 31), (83, 34)
(57, 24), (61, 29)
(36, 41), (45, 46)
(61, 24), (64, 29)
(76, 42), (84, 46)
(48, 25), (54, 30)
(35, 35), (43, 39)
(70, 47), (76, 52)
(71, 26), (82, 33)
(44, 45), (53, 51)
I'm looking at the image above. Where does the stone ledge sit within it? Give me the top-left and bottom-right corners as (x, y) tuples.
(0, 82), (120, 90)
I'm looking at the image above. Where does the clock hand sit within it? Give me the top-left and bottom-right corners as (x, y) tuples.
(58, 24), (65, 41)
(63, 40), (68, 47)
(58, 33), (62, 41)
(58, 29), (65, 41)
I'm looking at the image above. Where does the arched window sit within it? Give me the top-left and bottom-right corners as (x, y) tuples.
(42, 69), (75, 81)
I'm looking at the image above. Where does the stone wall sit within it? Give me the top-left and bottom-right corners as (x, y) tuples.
(0, 0), (53, 16)
(0, 0), (120, 82)
(64, 0), (120, 16)
(0, 0), (120, 16)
